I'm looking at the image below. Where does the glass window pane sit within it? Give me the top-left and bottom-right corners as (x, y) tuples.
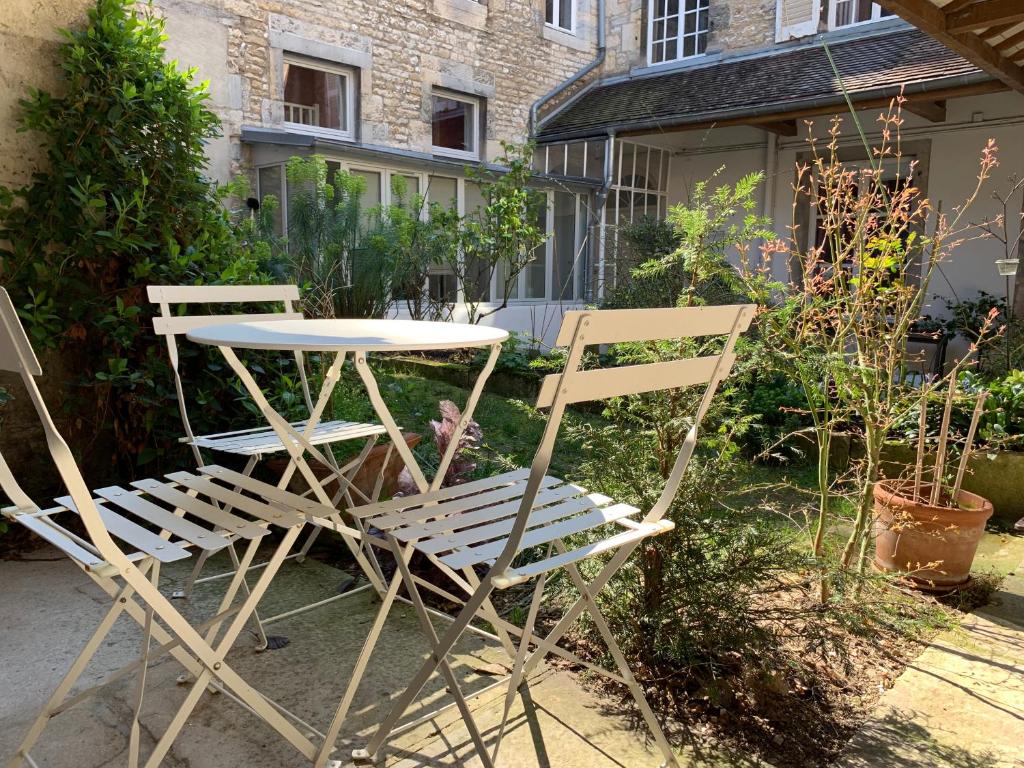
(432, 94), (475, 154)
(283, 62), (347, 131)
(524, 201), (548, 300)
(428, 175), (458, 209)
(559, 0), (572, 29)
(565, 142), (586, 177)
(545, 0), (554, 23)
(464, 182), (490, 302)
(553, 192), (577, 301)
(258, 165), (284, 236)
(576, 196), (591, 300)
(586, 139), (607, 181)
(352, 169), (382, 222)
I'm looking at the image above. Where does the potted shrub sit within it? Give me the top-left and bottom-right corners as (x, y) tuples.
(874, 384), (993, 591)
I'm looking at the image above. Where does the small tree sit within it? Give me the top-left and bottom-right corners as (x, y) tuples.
(800, 103), (997, 575)
(453, 142), (550, 324)
(0, 0), (264, 470)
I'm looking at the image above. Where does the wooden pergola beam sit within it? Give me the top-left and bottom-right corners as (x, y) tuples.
(877, 0), (1024, 94)
(904, 99), (947, 122)
(759, 120), (799, 137)
(947, 1), (1024, 34)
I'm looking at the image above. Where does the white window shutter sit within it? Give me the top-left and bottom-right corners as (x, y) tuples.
(776, 0), (822, 42)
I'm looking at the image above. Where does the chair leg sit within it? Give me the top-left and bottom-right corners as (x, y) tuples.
(6, 581), (137, 768)
(355, 541), (499, 764)
(127, 562), (160, 768)
(143, 525), (307, 768)
(560, 558), (679, 768)
(491, 569), (547, 765)
(313, 544), (407, 768)
(176, 455), (259, 599)
(389, 541), (495, 768)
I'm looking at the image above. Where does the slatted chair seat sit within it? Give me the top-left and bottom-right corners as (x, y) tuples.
(190, 419), (387, 457)
(354, 468), (670, 583)
(6, 465), (334, 576)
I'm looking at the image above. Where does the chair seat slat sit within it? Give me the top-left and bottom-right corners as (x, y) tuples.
(55, 496), (192, 563)
(439, 502), (639, 570)
(393, 482), (585, 542)
(164, 472), (304, 528)
(200, 465), (336, 517)
(15, 514), (107, 569)
(415, 492), (611, 555)
(93, 486), (229, 552)
(493, 520), (675, 588)
(129, 479), (267, 539)
(353, 468), (531, 519)
(191, 420), (387, 457)
(369, 476), (561, 531)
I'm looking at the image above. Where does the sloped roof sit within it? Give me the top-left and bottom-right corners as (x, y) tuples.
(537, 28), (987, 141)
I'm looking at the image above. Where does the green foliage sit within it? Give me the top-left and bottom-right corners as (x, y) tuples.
(604, 170), (770, 310)
(456, 142), (550, 323)
(279, 156), (393, 319)
(564, 370), (805, 679)
(0, 0), (267, 471)
(896, 369), (1024, 451)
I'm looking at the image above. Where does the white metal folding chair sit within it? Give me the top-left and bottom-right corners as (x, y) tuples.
(328, 304), (754, 768)
(0, 287), (333, 768)
(148, 285), (388, 641)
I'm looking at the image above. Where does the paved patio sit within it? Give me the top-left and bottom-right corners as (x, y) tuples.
(0, 545), (765, 768)
(837, 533), (1024, 768)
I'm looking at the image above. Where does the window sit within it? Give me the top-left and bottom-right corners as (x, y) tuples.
(648, 0), (709, 66)
(828, 1), (893, 29)
(546, 0), (574, 33)
(432, 90), (481, 160)
(283, 56), (355, 139)
(607, 140), (671, 290)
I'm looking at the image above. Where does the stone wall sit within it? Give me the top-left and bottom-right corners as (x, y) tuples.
(151, 0), (600, 177)
(604, 0), (779, 76)
(0, 0), (93, 188)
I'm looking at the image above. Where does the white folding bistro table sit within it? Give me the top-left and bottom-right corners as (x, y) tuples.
(187, 317), (509, 576)
(187, 318), (508, 762)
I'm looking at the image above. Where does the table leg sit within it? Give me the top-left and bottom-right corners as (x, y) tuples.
(352, 342), (501, 493)
(217, 346), (386, 595)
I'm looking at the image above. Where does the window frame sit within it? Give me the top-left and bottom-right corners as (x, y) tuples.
(282, 54), (357, 141)
(431, 89), (482, 161)
(826, 1), (891, 31)
(646, 0), (710, 67)
(545, 0), (576, 35)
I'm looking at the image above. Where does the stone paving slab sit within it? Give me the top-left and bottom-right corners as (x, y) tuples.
(836, 567), (1024, 768)
(3, 545), (749, 768)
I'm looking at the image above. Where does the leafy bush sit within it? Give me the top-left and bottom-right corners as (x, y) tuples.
(563, 352), (805, 682)
(893, 369), (1024, 451)
(0, 0), (267, 471)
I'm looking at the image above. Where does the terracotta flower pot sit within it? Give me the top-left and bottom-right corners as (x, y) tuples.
(873, 480), (993, 591)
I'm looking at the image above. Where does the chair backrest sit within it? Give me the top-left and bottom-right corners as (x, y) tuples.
(147, 285), (312, 463)
(495, 304), (755, 571)
(0, 288), (130, 570)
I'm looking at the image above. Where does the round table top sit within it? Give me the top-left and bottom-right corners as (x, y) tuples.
(187, 318), (509, 352)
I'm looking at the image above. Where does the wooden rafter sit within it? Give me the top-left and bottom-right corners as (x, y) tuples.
(877, 0), (1024, 94)
(946, 1), (1024, 34)
(904, 99), (948, 122)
